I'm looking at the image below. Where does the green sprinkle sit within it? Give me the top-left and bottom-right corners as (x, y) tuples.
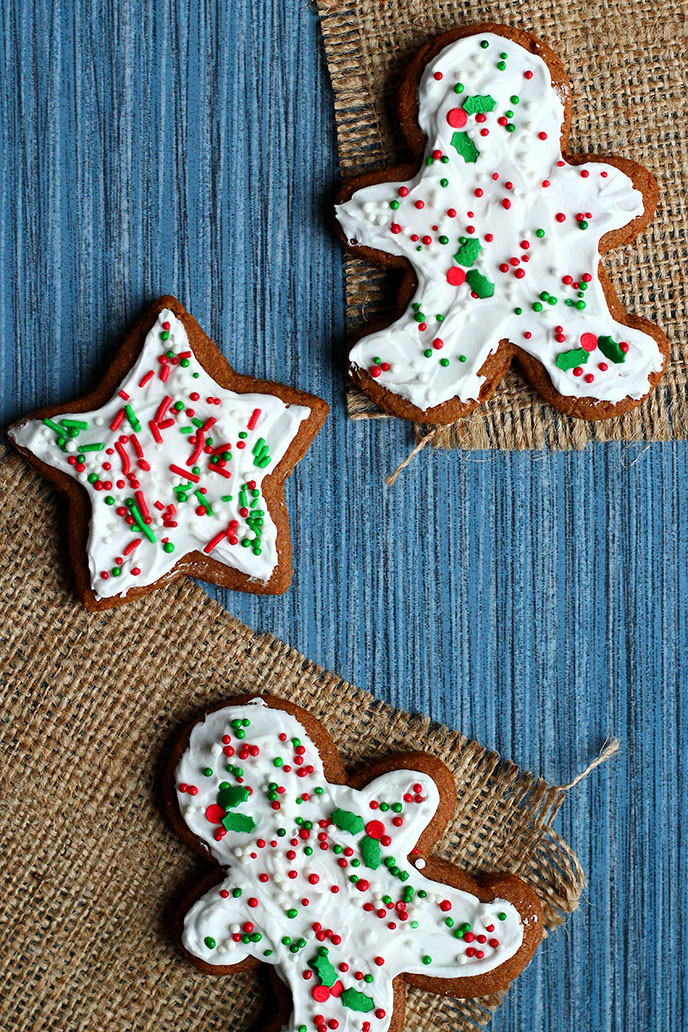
(389, 200), (399, 210)
(514, 307), (522, 315)
(163, 542), (175, 553)
(536, 228), (545, 238)
(454, 82), (464, 93)
(60, 419), (88, 429)
(439, 358), (449, 367)
(506, 123), (516, 133)
(203, 768), (213, 777)
(480, 39), (489, 48)
(124, 404), (141, 432)
(422, 955), (432, 965)
(204, 936), (216, 949)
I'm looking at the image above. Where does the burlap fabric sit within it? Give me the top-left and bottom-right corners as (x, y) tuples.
(0, 447), (587, 1029)
(318, 0), (687, 451)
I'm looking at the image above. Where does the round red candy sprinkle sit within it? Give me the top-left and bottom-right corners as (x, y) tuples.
(515, 268), (525, 279)
(374, 956), (385, 966)
(580, 333), (598, 352)
(573, 367), (583, 377)
(447, 208), (457, 218)
(464, 932), (475, 943)
(501, 198), (511, 210)
(366, 820), (385, 839)
(555, 212), (566, 222)
(447, 267), (466, 286)
(369, 365), (382, 378)
(446, 108), (467, 129)
(599, 362), (608, 371)
(421, 235), (432, 245)
(474, 188), (483, 198)
(488, 938), (499, 948)
(312, 986), (330, 1002)
(205, 804), (226, 825)
(414, 200), (424, 209)
(524, 70), (533, 79)
(432, 338), (443, 350)
(538, 131), (547, 140)
(433, 71), (443, 80)
(220, 889), (229, 898)
(584, 373), (595, 383)
(620, 342), (629, 353)
(439, 900), (452, 912)
(248, 898), (258, 908)
(390, 223), (401, 235)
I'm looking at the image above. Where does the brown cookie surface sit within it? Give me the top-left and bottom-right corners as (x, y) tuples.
(335, 23), (668, 425)
(8, 297), (328, 609)
(165, 693), (543, 1031)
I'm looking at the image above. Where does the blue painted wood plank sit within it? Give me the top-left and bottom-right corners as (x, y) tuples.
(1, 1), (685, 1029)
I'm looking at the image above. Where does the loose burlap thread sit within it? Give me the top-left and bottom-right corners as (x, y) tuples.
(318, 0), (687, 453)
(0, 448), (590, 1030)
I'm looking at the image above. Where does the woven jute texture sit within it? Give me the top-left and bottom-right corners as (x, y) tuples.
(0, 450), (583, 1032)
(318, 0), (687, 451)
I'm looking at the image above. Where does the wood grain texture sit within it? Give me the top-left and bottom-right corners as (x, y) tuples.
(0, 1), (686, 1031)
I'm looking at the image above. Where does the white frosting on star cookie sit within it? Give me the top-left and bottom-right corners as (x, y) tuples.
(10, 310), (311, 598)
(336, 32), (664, 412)
(175, 699), (528, 1032)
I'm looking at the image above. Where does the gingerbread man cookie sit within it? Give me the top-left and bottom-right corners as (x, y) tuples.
(165, 695), (542, 1032)
(335, 24), (668, 424)
(8, 297), (328, 609)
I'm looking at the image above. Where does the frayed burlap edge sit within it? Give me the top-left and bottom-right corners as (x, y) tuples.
(317, 0), (687, 464)
(0, 447), (607, 1031)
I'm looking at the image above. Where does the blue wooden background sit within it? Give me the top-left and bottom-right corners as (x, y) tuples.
(2, 1), (685, 1029)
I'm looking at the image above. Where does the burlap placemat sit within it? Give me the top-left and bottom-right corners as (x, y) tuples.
(0, 449), (588, 1031)
(318, 0), (686, 454)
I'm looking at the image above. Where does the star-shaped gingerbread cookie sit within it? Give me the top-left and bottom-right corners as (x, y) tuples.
(165, 695), (542, 1032)
(8, 297), (328, 609)
(335, 24), (668, 424)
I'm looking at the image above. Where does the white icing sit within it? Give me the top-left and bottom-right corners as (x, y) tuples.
(10, 310), (311, 598)
(335, 32), (664, 411)
(175, 701), (527, 1032)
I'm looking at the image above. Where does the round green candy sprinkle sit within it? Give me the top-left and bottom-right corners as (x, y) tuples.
(416, 245), (422, 251)
(439, 235), (449, 245)
(399, 870), (409, 881)
(241, 539), (250, 548)
(277, 828), (286, 837)
(88, 473), (98, 484)
(514, 307), (522, 315)
(480, 39), (489, 48)
(445, 917), (454, 927)
(265, 949), (273, 957)
(439, 358), (449, 367)
(505, 110), (513, 118)
(282, 936), (291, 945)
(350, 875), (358, 884)
(292, 737), (300, 746)
(202, 767), (213, 777)
(412, 302), (420, 310)
(540, 291), (550, 301)
(422, 955), (432, 965)
(234, 767), (243, 776)
(314, 786), (324, 794)
(364, 974), (373, 984)
(579, 281), (588, 292)
(232, 888), (242, 897)
(500, 51), (508, 58)
(548, 296), (557, 305)
(411, 921), (419, 929)
(536, 228), (545, 238)
(418, 890), (427, 898)
(105, 496), (114, 505)
(498, 912), (507, 921)
(497, 61), (506, 70)
(506, 123), (516, 133)
(373, 356), (382, 365)
(576, 300), (586, 310)
(192, 465), (200, 474)
(180, 358), (190, 367)
(304, 846), (313, 856)
(425, 156), (433, 167)
(441, 155), (449, 163)
(297, 938), (306, 948)
(160, 331), (170, 341)
(380, 802), (389, 812)
(236, 728), (246, 739)
(351, 858), (361, 867)
(290, 944), (299, 953)
(204, 937), (216, 949)
(424, 349), (433, 358)
(382, 895), (392, 905)
(238, 431), (247, 439)
(389, 200), (399, 210)
(286, 908), (298, 919)
(436, 314), (444, 322)
(454, 82), (464, 93)
(440, 178), (448, 188)
(163, 542), (175, 553)
(462, 923), (471, 932)
(299, 1026), (307, 1032)
(303, 821), (312, 830)
(579, 220), (588, 230)
(174, 401), (184, 411)
(392, 802), (402, 813)
(414, 313), (425, 323)
(192, 372), (199, 378)
(111, 567), (121, 577)
(533, 302), (543, 312)
(390, 866), (399, 876)
(510, 94), (519, 103)
(333, 844), (343, 854)
(273, 757), (283, 767)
